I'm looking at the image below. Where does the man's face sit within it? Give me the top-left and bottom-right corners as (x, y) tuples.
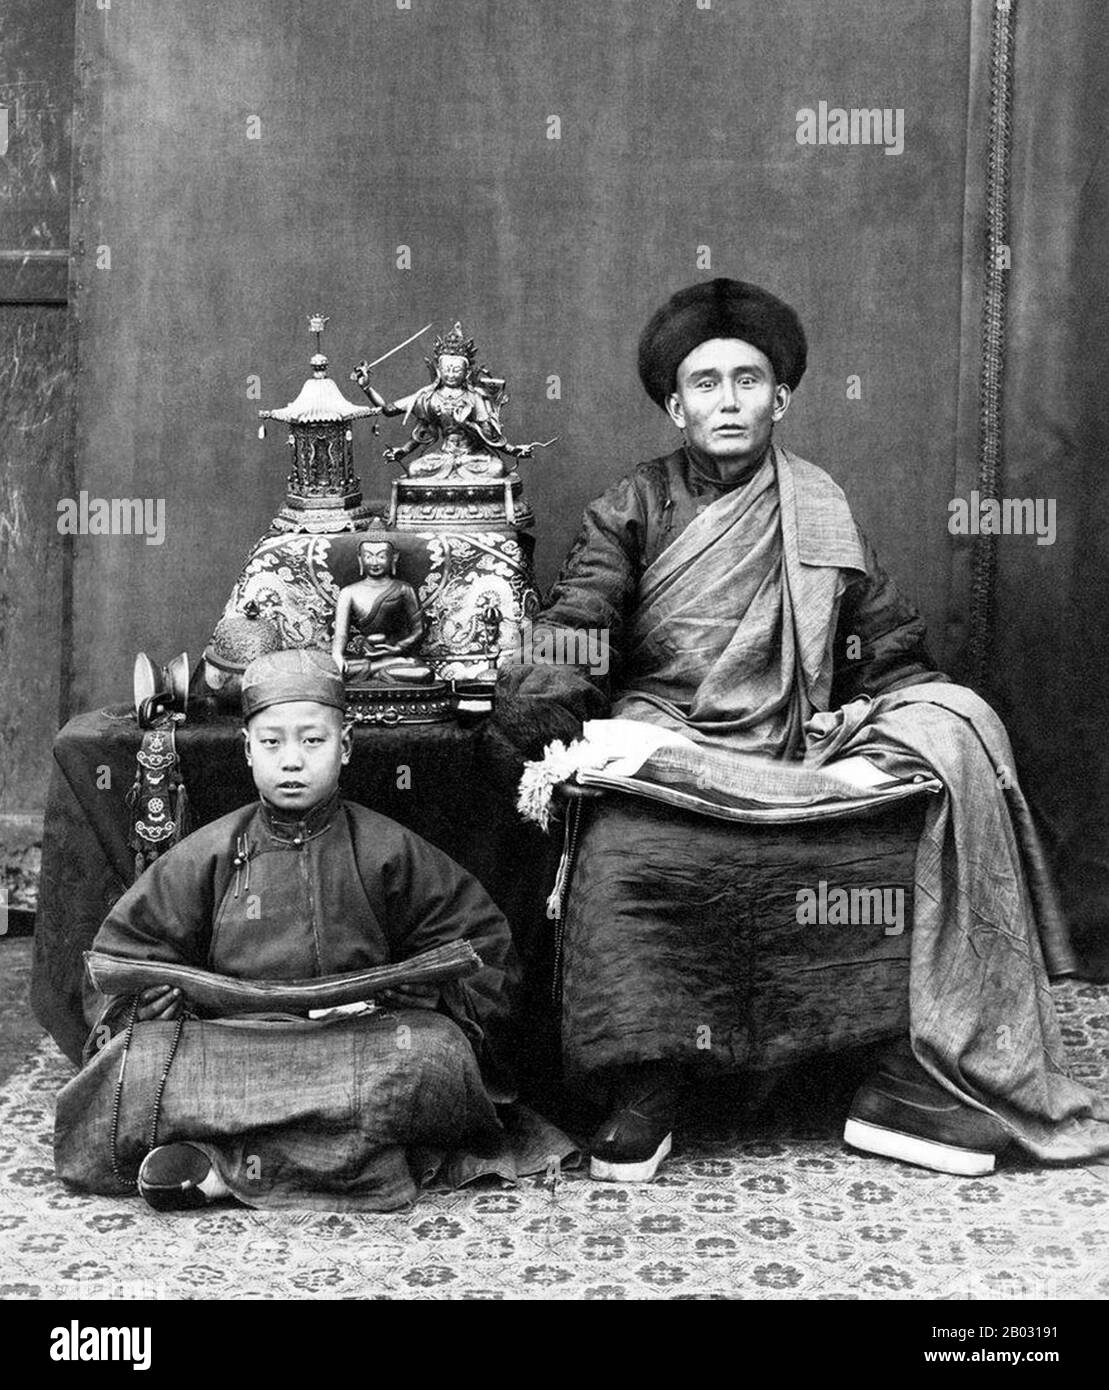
(360, 543), (393, 579)
(666, 337), (791, 471)
(243, 701), (351, 813)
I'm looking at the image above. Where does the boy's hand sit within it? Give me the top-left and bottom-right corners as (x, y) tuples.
(380, 984), (440, 1011)
(135, 985), (185, 1021)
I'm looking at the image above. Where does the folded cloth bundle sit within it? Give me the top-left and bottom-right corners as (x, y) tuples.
(516, 718), (941, 831)
(84, 940), (482, 1016)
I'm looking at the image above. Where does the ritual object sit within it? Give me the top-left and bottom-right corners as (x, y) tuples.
(351, 320), (553, 684)
(258, 313), (378, 534)
(127, 652), (192, 878)
(132, 651), (190, 728)
(199, 314), (555, 718)
(330, 539), (431, 683)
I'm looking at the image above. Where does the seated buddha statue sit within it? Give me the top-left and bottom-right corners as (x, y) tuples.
(351, 322), (551, 482)
(330, 540), (433, 684)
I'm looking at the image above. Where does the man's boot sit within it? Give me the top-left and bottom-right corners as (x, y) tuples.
(844, 1041), (1010, 1177)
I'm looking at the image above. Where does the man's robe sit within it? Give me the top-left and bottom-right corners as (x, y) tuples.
(496, 444), (1109, 1165)
(54, 793), (575, 1210)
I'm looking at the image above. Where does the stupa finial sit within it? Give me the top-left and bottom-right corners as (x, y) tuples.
(307, 313), (329, 352)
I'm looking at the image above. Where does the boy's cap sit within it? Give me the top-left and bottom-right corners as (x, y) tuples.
(241, 648), (346, 720)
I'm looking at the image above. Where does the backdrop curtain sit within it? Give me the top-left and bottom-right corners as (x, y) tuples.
(988, 1), (1109, 968)
(61, 1), (1109, 959)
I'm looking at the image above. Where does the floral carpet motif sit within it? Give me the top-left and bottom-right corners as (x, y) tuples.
(1, 981), (1107, 1301)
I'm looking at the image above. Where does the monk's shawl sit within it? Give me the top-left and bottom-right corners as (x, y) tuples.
(615, 446), (865, 757)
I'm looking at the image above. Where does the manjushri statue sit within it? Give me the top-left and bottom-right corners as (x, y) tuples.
(351, 322), (555, 482)
(330, 539), (433, 684)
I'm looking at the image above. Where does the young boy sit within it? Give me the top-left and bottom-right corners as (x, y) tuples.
(55, 648), (570, 1211)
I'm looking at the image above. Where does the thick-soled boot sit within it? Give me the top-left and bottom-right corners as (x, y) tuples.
(137, 1142), (231, 1211)
(589, 1061), (684, 1183)
(844, 1042), (1010, 1177)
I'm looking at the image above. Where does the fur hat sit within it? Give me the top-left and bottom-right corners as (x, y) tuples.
(637, 278), (807, 408)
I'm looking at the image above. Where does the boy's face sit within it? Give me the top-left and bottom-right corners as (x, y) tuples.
(243, 701), (352, 814)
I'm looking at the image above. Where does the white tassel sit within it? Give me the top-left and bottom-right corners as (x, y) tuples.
(516, 738), (597, 831)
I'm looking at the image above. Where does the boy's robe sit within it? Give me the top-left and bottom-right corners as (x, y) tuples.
(55, 793), (577, 1209)
(83, 791), (513, 1071)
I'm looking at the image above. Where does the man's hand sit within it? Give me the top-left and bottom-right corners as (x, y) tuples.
(380, 983), (440, 1011)
(135, 985), (184, 1022)
(556, 779), (604, 802)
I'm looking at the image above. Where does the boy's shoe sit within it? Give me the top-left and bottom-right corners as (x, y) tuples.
(844, 1049), (1009, 1177)
(138, 1142), (231, 1211)
(589, 1063), (682, 1183)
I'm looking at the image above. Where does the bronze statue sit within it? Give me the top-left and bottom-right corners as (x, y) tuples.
(330, 540), (432, 684)
(351, 322), (555, 482)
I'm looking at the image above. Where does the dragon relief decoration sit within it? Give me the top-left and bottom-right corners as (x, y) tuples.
(417, 534), (540, 680)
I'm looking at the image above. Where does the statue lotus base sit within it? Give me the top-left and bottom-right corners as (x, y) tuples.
(388, 473), (534, 530)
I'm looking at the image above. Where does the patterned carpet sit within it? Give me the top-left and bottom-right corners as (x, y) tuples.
(1, 980), (1107, 1301)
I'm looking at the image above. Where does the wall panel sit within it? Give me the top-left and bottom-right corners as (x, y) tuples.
(69, 0), (979, 714)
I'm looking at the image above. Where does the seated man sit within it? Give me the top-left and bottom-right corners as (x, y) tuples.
(491, 277), (1109, 1182)
(56, 648), (572, 1211)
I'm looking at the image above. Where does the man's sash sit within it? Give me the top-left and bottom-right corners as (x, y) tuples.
(777, 446), (868, 704)
(621, 447), (866, 746)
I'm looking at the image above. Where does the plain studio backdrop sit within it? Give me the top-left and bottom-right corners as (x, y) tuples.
(2, 0), (1107, 943)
